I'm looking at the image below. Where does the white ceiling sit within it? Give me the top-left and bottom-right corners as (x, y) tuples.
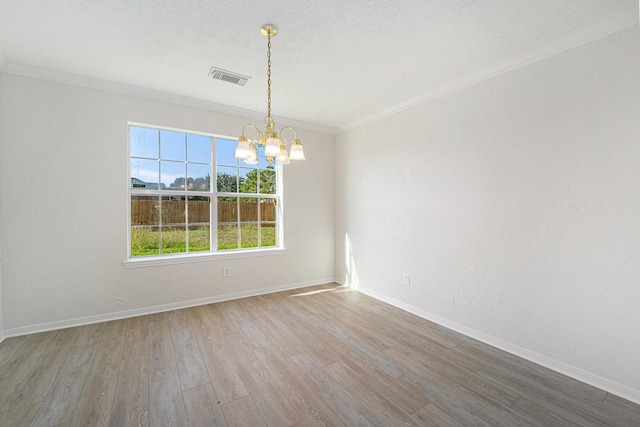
(0, 1), (637, 133)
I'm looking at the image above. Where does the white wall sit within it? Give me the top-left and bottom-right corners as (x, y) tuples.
(335, 26), (640, 401)
(0, 73), (335, 334)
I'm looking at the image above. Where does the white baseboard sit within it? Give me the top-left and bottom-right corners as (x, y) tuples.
(3, 277), (336, 339)
(6, 276), (638, 405)
(338, 279), (640, 406)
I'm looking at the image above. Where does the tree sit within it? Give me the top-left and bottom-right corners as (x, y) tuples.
(216, 172), (242, 193)
(215, 172), (246, 201)
(193, 174), (210, 191)
(169, 177), (186, 189)
(169, 174), (212, 191)
(240, 166), (276, 196)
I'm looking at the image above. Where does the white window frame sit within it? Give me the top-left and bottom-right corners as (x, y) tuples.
(124, 122), (285, 268)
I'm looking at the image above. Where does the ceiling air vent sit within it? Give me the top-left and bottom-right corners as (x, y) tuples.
(209, 67), (250, 86)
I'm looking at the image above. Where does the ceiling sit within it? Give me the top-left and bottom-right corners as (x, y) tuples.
(0, 1), (637, 133)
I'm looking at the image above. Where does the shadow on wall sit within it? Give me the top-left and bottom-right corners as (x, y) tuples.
(344, 233), (359, 290)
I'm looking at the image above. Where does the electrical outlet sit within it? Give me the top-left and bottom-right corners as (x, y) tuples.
(403, 273), (410, 286)
(223, 266), (231, 277)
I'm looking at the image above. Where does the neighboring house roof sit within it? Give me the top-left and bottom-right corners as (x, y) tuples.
(131, 177), (165, 190)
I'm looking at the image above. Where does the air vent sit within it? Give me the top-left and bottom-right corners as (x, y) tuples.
(209, 67), (250, 86)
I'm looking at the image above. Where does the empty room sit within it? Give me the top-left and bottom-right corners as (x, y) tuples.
(1, 1), (639, 425)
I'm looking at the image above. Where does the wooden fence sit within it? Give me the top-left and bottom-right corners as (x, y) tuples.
(131, 199), (276, 225)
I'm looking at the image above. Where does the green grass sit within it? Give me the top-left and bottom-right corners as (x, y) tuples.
(218, 224), (276, 250)
(131, 225), (275, 256)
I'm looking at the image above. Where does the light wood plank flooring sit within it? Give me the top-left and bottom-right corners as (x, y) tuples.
(0, 283), (639, 426)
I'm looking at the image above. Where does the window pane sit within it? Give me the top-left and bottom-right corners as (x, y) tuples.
(160, 130), (186, 161)
(161, 196), (186, 226)
(131, 196), (160, 226)
(261, 199), (277, 222)
(130, 127), (159, 159)
(239, 196), (259, 248)
(131, 195), (160, 256)
(162, 161), (186, 190)
(188, 163), (211, 192)
(188, 196), (210, 252)
(240, 224), (259, 248)
(161, 196), (186, 254)
(216, 138), (238, 167)
(218, 197), (237, 223)
(189, 224), (210, 252)
(239, 168), (258, 193)
(218, 197), (238, 250)
(187, 134), (211, 163)
(187, 196), (210, 225)
(260, 199), (277, 247)
(218, 224), (238, 250)
(131, 159), (159, 189)
(162, 226), (186, 254)
(217, 166), (239, 192)
(260, 222), (276, 247)
(239, 198), (258, 222)
(259, 167), (276, 194)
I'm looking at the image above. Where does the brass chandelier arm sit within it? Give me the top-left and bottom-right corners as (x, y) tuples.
(241, 123), (262, 139)
(278, 126), (298, 141)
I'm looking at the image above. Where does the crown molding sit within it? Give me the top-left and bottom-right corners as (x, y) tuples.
(340, 10), (639, 133)
(2, 9), (636, 137)
(0, 61), (341, 136)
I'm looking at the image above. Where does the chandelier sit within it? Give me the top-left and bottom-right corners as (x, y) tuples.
(234, 24), (305, 165)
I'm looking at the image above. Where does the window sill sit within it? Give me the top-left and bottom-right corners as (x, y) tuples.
(122, 247), (286, 269)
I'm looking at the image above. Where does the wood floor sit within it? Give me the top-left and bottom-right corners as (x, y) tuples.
(0, 284), (639, 426)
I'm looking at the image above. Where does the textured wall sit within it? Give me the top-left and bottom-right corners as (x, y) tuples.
(0, 73), (335, 332)
(335, 26), (640, 400)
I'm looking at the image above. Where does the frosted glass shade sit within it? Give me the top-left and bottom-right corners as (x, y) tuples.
(243, 143), (259, 164)
(234, 136), (251, 159)
(265, 136), (281, 157)
(289, 139), (305, 160)
(275, 144), (290, 165)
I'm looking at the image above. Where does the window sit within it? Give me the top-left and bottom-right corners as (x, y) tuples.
(128, 124), (282, 261)
(216, 132), (278, 250)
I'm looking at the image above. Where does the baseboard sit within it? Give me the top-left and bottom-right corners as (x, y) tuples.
(3, 277), (336, 339)
(340, 279), (640, 406)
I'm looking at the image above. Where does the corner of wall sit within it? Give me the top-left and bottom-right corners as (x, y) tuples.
(0, 261), (4, 343)
(0, 85), (4, 342)
(0, 238), (4, 343)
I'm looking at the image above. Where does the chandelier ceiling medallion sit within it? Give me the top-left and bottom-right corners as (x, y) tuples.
(234, 24), (305, 165)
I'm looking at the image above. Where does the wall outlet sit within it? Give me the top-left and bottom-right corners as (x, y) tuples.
(403, 273), (410, 286)
(223, 266), (231, 277)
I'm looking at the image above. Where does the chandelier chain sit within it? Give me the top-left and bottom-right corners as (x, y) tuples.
(267, 35), (272, 121)
(234, 24), (305, 165)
